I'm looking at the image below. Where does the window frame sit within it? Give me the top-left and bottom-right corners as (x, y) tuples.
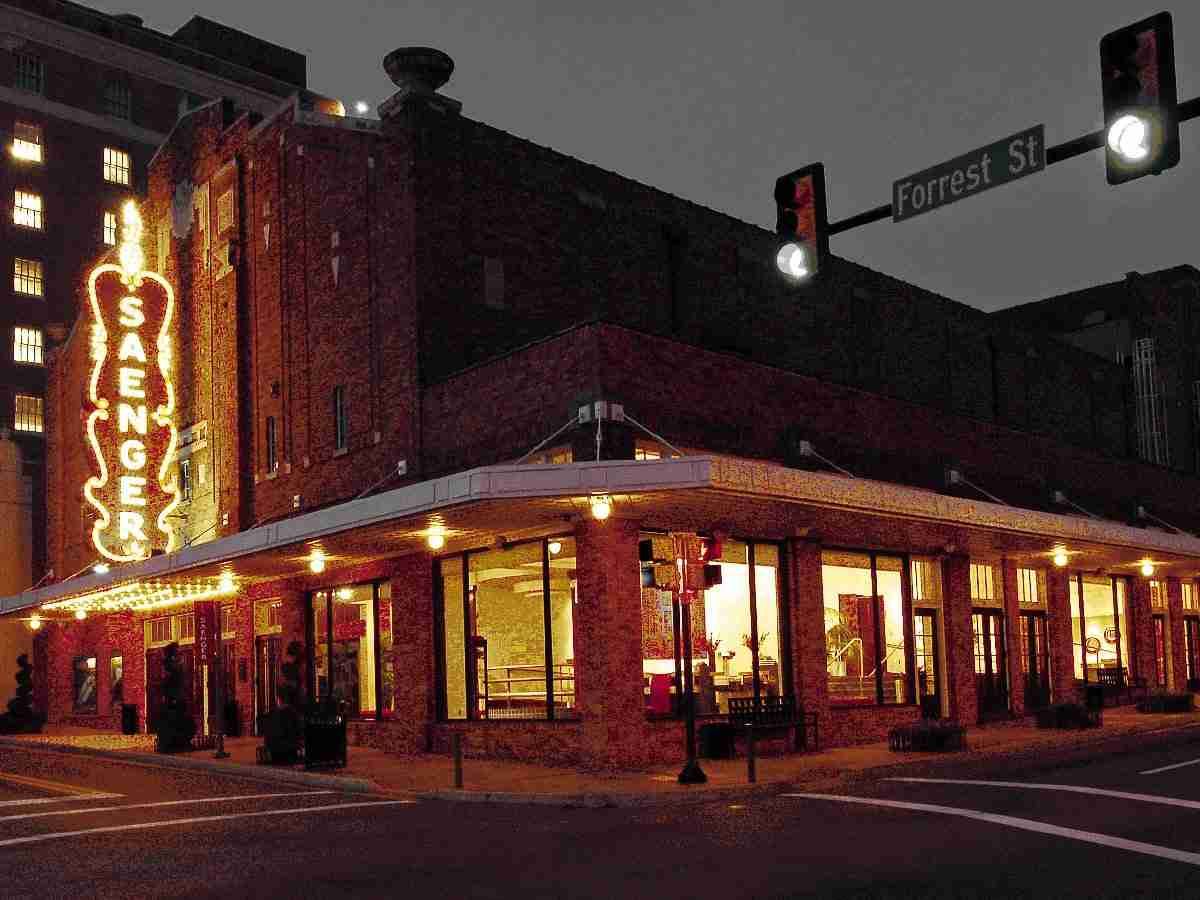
(333, 385), (348, 451)
(1070, 573), (1134, 683)
(13, 326), (42, 365)
(306, 579), (392, 720)
(15, 54), (44, 95)
(13, 189), (43, 230)
(265, 416), (278, 474)
(103, 79), (132, 121)
(103, 211), (118, 246)
(434, 535), (579, 723)
(13, 393), (43, 433)
(822, 547), (916, 708)
(178, 457), (192, 502)
(12, 257), (42, 297)
(103, 147), (131, 186)
(11, 122), (42, 163)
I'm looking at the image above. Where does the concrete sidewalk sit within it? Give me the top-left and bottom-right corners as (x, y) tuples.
(4, 708), (1200, 807)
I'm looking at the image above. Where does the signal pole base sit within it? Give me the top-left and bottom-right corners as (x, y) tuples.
(678, 758), (708, 785)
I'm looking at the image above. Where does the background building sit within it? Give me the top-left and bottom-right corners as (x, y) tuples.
(0, 0), (306, 585)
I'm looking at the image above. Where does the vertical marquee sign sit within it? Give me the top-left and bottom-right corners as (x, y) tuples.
(84, 202), (180, 562)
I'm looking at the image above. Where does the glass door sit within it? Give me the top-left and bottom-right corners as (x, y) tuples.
(254, 635), (280, 735)
(1020, 612), (1050, 710)
(973, 610), (1009, 719)
(914, 610), (940, 717)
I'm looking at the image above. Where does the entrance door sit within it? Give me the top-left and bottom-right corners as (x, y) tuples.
(913, 610), (940, 717)
(972, 610), (1009, 720)
(255, 635), (281, 735)
(1185, 618), (1200, 689)
(1020, 612), (1050, 710)
(145, 645), (195, 734)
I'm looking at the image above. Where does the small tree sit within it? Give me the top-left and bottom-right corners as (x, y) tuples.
(155, 642), (196, 753)
(263, 640), (304, 764)
(0, 654), (42, 734)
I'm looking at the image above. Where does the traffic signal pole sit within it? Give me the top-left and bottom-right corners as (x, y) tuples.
(826, 95), (1200, 237)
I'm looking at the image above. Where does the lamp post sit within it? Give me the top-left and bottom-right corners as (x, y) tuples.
(677, 551), (707, 785)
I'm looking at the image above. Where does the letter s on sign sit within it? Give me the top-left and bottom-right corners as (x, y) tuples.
(1009, 138), (1026, 174)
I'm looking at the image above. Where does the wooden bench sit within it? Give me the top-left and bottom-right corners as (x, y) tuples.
(727, 696), (818, 753)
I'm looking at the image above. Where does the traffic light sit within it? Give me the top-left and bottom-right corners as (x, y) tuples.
(774, 162), (828, 281)
(1100, 12), (1179, 185)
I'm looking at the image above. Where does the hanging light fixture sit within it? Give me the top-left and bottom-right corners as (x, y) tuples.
(589, 494), (612, 521)
(426, 526), (446, 551)
(1052, 547), (1069, 568)
(309, 550), (326, 574)
(28, 614), (41, 631)
(1141, 559), (1156, 578)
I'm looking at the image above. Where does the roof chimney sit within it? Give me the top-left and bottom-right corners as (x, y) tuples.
(379, 47), (461, 118)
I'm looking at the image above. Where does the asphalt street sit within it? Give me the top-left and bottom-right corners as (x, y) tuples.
(3, 736), (1200, 898)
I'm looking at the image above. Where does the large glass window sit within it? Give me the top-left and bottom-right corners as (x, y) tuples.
(73, 656), (97, 712)
(438, 537), (576, 721)
(1069, 574), (1131, 683)
(823, 551), (910, 706)
(309, 580), (393, 718)
(640, 537), (782, 717)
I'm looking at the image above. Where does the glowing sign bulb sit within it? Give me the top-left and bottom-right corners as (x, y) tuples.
(1108, 115), (1150, 162)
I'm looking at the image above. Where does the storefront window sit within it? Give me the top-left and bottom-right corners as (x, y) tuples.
(438, 537), (576, 721)
(823, 551), (910, 706)
(73, 656), (97, 712)
(640, 536), (782, 717)
(310, 581), (392, 718)
(1070, 574), (1131, 683)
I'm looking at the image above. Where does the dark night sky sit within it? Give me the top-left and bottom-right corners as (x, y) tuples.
(97, 1), (1199, 312)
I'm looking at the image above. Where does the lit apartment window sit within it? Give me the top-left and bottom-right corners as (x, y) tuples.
(103, 147), (131, 185)
(266, 416), (278, 473)
(14, 394), (43, 433)
(103, 211), (117, 245)
(103, 80), (132, 120)
(13, 190), (42, 229)
(333, 386), (348, 451)
(13, 327), (42, 365)
(11, 123), (42, 163)
(13, 258), (43, 296)
(15, 55), (44, 95)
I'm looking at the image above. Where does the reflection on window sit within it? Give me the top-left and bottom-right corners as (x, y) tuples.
(1070, 575), (1130, 682)
(822, 551), (909, 705)
(641, 537), (781, 718)
(440, 539), (576, 721)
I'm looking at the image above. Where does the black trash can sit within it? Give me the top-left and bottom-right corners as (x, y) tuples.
(223, 701), (240, 738)
(1085, 685), (1105, 712)
(121, 703), (138, 735)
(699, 722), (735, 759)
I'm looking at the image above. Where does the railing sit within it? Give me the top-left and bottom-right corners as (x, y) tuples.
(483, 663), (575, 719)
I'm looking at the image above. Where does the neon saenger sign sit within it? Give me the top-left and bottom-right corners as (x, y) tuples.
(83, 202), (179, 562)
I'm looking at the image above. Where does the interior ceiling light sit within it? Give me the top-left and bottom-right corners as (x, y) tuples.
(337, 587), (353, 600)
(589, 494), (612, 521)
(548, 540), (562, 555)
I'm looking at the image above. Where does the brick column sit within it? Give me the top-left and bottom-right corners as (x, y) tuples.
(390, 553), (435, 753)
(1045, 569), (1077, 703)
(573, 516), (645, 768)
(1000, 560), (1025, 717)
(941, 555), (977, 725)
(1167, 578), (1187, 692)
(276, 589), (309, 703)
(231, 597), (254, 737)
(787, 538), (829, 739)
(1130, 577), (1155, 687)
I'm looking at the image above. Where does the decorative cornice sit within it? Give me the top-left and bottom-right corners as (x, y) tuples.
(0, 83), (164, 145)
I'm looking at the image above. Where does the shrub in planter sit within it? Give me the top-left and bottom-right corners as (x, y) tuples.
(889, 720), (967, 752)
(262, 640), (305, 765)
(1035, 702), (1100, 729)
(1136, 693), (1195, 714)
(155, 642), (196, 753)
(0, 654), (43, 734)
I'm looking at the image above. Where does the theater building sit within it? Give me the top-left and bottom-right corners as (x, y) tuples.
(2, 48), (1200, 767)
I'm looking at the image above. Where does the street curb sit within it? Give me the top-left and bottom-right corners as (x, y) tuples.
(0, 737), (377, 794)
(411, 782), (792, 808)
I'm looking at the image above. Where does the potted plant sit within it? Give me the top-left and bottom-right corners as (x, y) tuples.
(261, 640), (305, 764)
(0, 654), (43, 734)
(155, 642), (196, 752)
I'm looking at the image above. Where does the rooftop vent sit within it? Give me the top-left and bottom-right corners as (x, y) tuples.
(379, 47), (460, 118)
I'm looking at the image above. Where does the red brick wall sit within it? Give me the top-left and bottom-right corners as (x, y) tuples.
(942, 556), (978, 725)
(1001, 560), (1025, 717)
(1167, 578), (1187, 692)
(788, 540), (829, 740)
(1046, 569), (1079, 703)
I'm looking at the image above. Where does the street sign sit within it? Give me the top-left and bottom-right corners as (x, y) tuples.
(892, 125), (1045, 222)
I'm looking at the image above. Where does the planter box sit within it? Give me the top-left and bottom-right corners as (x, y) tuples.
(1136, 693), (1195, 714)
(1036, 703), (1101, 729)
(888, 721), (967, 752)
